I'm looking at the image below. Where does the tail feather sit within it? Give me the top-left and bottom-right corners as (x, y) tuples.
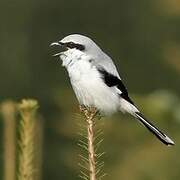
(135, 112), (174, 146)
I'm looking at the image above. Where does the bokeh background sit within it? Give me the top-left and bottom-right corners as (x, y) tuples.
(0, 0), (180, 179)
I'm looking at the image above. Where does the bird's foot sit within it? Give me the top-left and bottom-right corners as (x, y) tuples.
(79, 105), (99, 120)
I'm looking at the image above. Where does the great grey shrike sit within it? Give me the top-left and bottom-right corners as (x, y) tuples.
(50, 34), (174, 146)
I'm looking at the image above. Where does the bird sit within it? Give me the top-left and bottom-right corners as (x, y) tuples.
(50, 34), (174, 146)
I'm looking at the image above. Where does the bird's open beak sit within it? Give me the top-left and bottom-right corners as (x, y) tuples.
(50, 41), (64, 47)
(50, 41), (67, 57)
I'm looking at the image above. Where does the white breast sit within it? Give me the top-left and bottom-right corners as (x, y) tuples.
(60, 50), (120, 114)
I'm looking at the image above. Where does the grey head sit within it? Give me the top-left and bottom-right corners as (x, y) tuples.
(51, 34), (103, 57)
(51, 34), (121, 79)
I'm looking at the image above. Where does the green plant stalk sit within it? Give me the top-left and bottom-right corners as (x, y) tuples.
(1, 101), (16, 180)
(18, 99), (39, 180)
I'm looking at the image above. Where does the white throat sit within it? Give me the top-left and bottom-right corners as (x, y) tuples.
(60, 49), (86, 68)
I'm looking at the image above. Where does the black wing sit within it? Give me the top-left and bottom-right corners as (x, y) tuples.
(97, 67), (134, 105)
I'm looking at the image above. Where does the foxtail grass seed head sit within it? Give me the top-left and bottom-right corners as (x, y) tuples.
(18, 99), (39, 119)
(1, 101), (17, 180)
(18, 99), (39, 180)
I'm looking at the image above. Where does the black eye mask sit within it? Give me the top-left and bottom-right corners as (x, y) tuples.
(66, 42), (85, 51)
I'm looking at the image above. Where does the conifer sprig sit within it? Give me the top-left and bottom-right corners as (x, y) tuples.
(78, 106), (106, 180)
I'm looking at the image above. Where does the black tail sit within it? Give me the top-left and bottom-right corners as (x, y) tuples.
(135, 112), (174, 146)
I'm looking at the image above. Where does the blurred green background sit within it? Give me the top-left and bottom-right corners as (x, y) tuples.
(0, 0), (180, 179)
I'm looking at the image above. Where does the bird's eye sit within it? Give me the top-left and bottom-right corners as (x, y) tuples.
(66, 42), (85, 51)
(67, 42), (75, 48)
(76, 44), (85, 51)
